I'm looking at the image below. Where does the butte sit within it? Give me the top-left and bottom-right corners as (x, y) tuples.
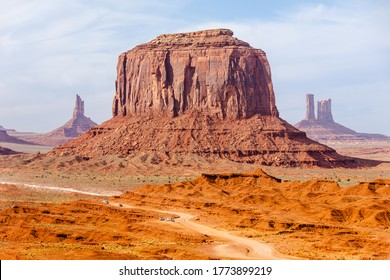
(51, 29), (363, 167)
(295, 94), (390, 144)
(17, 95), (98, 146)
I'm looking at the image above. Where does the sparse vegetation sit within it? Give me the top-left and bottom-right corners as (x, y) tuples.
(0, 151), (388, 260)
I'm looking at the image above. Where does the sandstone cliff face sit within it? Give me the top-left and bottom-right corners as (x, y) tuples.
(317, 99), (334, 123)
(306, 94), (315, 121)
(112, 29), (279, 119)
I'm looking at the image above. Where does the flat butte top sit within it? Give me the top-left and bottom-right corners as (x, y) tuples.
(135, 29), (251, 51)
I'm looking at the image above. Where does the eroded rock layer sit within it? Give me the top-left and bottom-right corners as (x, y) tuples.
(52, 113), (361, 167)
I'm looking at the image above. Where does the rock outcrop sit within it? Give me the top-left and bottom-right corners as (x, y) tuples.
(295, 94), (389, 143)
(317, 99), (334, 123)
(305, 94), (315, 121)
(51, 29), (368, 167)
(0, 146), (20, 155)
(20, 95), (98, 146)
(0, 129), (35, 145)
(73, 94), (85, 118)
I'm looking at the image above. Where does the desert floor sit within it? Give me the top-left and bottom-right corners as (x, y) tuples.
(0, 143), (389, 260)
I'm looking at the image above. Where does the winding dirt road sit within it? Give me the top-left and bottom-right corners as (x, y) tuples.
(1, 181), (293, 259)
(114, 202), (293, 260)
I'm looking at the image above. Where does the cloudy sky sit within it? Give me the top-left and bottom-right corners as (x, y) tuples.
(0, 0), (389, 134)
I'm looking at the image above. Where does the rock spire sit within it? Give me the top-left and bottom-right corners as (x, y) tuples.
(73, 94), (85, 118)
(306, 94), (315, 121)
(15, 95), (98, 146)
(303, 94), (334, 123)
(317, 99), (334, 123)
(295, 94), (389, 143)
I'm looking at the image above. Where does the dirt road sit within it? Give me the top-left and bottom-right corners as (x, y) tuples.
(116, 203), (293, 260)
(0, 181), (115, 196)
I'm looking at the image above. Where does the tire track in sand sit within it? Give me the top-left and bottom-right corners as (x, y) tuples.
(116, 203), (295, 260)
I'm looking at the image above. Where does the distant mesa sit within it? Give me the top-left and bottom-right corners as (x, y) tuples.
(14, 95), (98, 146)
(0, 127), (25, 155)
(0, 145), (21, 155)
(50, 29), (371, 167)
(0, 127), (35, 145)
(295, 94), (390, 143)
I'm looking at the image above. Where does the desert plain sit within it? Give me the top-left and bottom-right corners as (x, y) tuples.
(0, 142), (389, 260)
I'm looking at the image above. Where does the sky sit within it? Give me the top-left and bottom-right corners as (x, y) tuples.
(0, 0), (389, 134)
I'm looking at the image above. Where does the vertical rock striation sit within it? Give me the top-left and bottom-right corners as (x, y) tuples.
(317, 99), (334, 123)
(73, 94), (85, 118)
(306, 94), (315, 121)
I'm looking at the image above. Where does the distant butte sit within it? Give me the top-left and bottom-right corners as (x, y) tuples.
(50, 29), (371, 167)
(0, 145), (21, 155)
(17, 95), (98, 146)
(295, 94), (390, 143)
(0, 127), (35, 145)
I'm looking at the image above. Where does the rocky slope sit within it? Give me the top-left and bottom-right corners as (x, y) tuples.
(51, 29), (369, 167)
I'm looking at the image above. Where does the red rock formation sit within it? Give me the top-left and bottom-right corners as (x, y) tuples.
(306, 94), (315, 121)
(0, 146), (20, 155)
(51, 29), (366, 167)
(20, 95), (98, 146)
(317, 99), (334, 123)
(295, 94), (389, 143)
(73, 95), (85, 118)
(112, 29), (278, 120)
(0, 129), (35, 145)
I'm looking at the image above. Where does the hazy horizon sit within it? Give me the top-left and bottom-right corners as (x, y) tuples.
(1, 0), (389, 135)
